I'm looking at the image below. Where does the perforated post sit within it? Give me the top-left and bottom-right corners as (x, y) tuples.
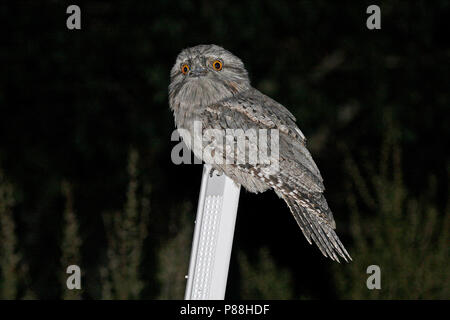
(184, 164), (241, 300)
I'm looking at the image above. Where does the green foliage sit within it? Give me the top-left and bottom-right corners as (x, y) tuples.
(100, 149), (150, 299)
(238, 247), (294, 299)
(60, 181), (83, 300)
(333, 118), (450, 299)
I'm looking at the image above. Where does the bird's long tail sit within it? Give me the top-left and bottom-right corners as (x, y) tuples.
(280, 192), (352, 263)
(244, 165), (351, 262)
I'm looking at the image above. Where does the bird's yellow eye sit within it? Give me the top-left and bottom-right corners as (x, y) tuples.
(212, 60), (223, 71)
(181, 64), (189, 75)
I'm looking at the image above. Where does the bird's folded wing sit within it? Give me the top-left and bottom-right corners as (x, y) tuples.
(200, 89), (324, 192)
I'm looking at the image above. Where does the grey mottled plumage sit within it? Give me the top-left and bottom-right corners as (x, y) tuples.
(169, 44), (351, 262)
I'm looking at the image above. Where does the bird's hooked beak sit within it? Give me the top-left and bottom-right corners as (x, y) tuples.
(190, 66), (208, 78)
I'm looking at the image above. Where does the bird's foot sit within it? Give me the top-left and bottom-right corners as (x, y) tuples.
(209, 167), (224, 178)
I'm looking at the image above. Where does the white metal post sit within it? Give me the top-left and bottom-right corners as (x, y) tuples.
(184, 164), (241, 300)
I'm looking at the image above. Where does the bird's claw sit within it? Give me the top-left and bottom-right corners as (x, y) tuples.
(209, 167), (223, 178)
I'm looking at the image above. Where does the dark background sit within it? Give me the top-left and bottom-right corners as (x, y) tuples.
(0, 1), (448, 299)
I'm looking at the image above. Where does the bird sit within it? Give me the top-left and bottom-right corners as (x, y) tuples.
(169, 44), (351, 262)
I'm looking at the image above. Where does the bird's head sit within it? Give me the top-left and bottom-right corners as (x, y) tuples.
(169, 44), (251, 109)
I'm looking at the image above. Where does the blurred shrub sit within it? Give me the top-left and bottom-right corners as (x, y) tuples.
(0, 168), (35, 299)
(60, 181), (82, 300)
(100, 149), (150, 299)
(333, 117), (449, 299)
(0, 169), (19, 299)
(238, 247), (294, 299)
(157, 202), (193, 299)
